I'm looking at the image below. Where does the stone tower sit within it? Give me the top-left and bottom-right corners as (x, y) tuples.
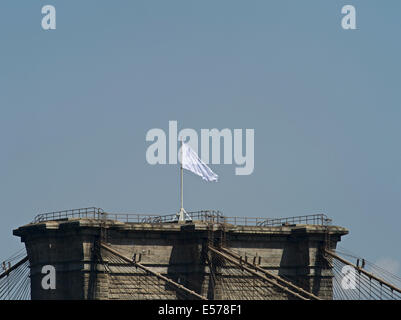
(13, 210), (348, 300)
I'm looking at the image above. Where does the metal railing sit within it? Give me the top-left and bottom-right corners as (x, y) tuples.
(221, 214), (330, 227)
(32, 207), (330, 227)
(32, 208), (225, 224)
(33, 207), (105, 223)
(84, 210), (225, 224)
(256, 214), (332, 227)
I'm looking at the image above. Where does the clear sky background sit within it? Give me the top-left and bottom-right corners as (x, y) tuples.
(1, 1), (400, 275)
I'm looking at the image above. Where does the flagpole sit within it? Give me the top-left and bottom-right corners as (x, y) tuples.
(180, 138), (183, 212)
(179, 138), (185, 222)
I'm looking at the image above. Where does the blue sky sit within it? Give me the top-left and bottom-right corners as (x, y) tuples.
(1, 1), (400, 274)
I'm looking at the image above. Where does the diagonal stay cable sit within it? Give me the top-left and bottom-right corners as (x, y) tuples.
(0, 256), (28, 281)
(208, 245), (310, 300)
(325, 249), (401, 297)
(217, 246), (321, 300)
(100, 242), (207, 300)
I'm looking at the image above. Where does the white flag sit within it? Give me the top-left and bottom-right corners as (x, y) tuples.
(181, 143), (218, 182)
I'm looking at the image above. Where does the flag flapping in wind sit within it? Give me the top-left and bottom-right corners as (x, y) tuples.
(181, 143), (218, 182)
